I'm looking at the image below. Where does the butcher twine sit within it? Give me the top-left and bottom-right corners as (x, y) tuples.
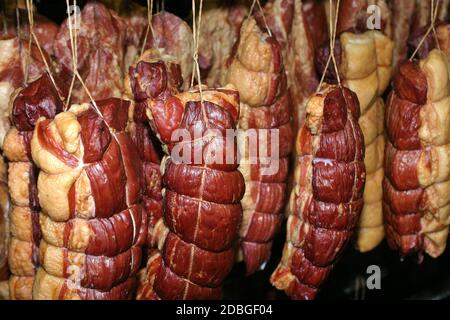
(318, 0), (342, 91)
(64, 0), (119, 144)
(25, 0), (60, 93)
(411, 0), (441, 60)
(141, 0), (154, 57)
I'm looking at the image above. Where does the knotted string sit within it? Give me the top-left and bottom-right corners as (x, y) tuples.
(25, 0), (61, 95)
(317, 0), (341, 91)
(190, 0), (204, 104)
(410, 0), (441, 60)
(248, 0), (272, 37)
(65, 0), (117, 141)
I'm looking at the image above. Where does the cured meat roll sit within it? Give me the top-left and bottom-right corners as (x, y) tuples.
(3, 73), (63, 300)
(126, 49), (183, 300)
(317, 0), (394, 252)
(30, 98), (148, 299)
(225, 17), (293, 274)
(384, 49), (450, 258)
(129, 53), (244, 299)
(271, 84), (366, 300)
(0, 36), (49, 148)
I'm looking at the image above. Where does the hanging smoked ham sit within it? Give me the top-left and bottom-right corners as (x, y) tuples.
(271, 84), (366, 299)
(200, 0), (326, 132)
(124, 9), (193, 298)
(30, 98), (147, 299)
(0, 3), (58, 56)
(225, 17), (293, 274)
(129, 51), (244, 299)
(127, 53), (181, 299)
(384, 48), (450, 258)
(4, 73), (64, 300)
(0, 31), (61, 299)
(316, 0), (394, 252)
(54, 1), (127, 103)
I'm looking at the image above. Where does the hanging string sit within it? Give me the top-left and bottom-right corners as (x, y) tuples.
(140, 0), (153, 57)
(25, 0), (60, 95)
(65, 0), (77, 109)
(64, 0), (117, 141)
(248, 0), (272, 37)
(190, 0), (204, 103)
(317, 0), (341, 91)
(431, 0), (441, 51)
(410, 0), (440, 60)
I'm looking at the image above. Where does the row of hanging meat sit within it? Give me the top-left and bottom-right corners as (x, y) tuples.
(0, 0), (448, 300)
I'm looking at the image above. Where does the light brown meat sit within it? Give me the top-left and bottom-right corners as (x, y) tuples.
(31, 98), (148, 299)
(226, 17), (293, 274)
(198, 1), (248, 87)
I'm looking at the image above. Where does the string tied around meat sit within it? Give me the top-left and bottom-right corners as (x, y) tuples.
(248, 0), (272, 37)
(190, 0), (204, 103)
(317, 0), (341, 91)
(410, 0), (441, 60)
(24, 0), (61, 97)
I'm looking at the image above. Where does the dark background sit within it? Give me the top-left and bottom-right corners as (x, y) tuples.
(13, 0), (450, 300)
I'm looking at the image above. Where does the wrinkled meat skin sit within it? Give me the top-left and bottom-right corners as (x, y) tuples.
(54, 2), (127, 103)
(30, 98), (147, 299)
(0, 36), (50, 149)
(271, 85), (365, 299)
(225, 18), (293, 275)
